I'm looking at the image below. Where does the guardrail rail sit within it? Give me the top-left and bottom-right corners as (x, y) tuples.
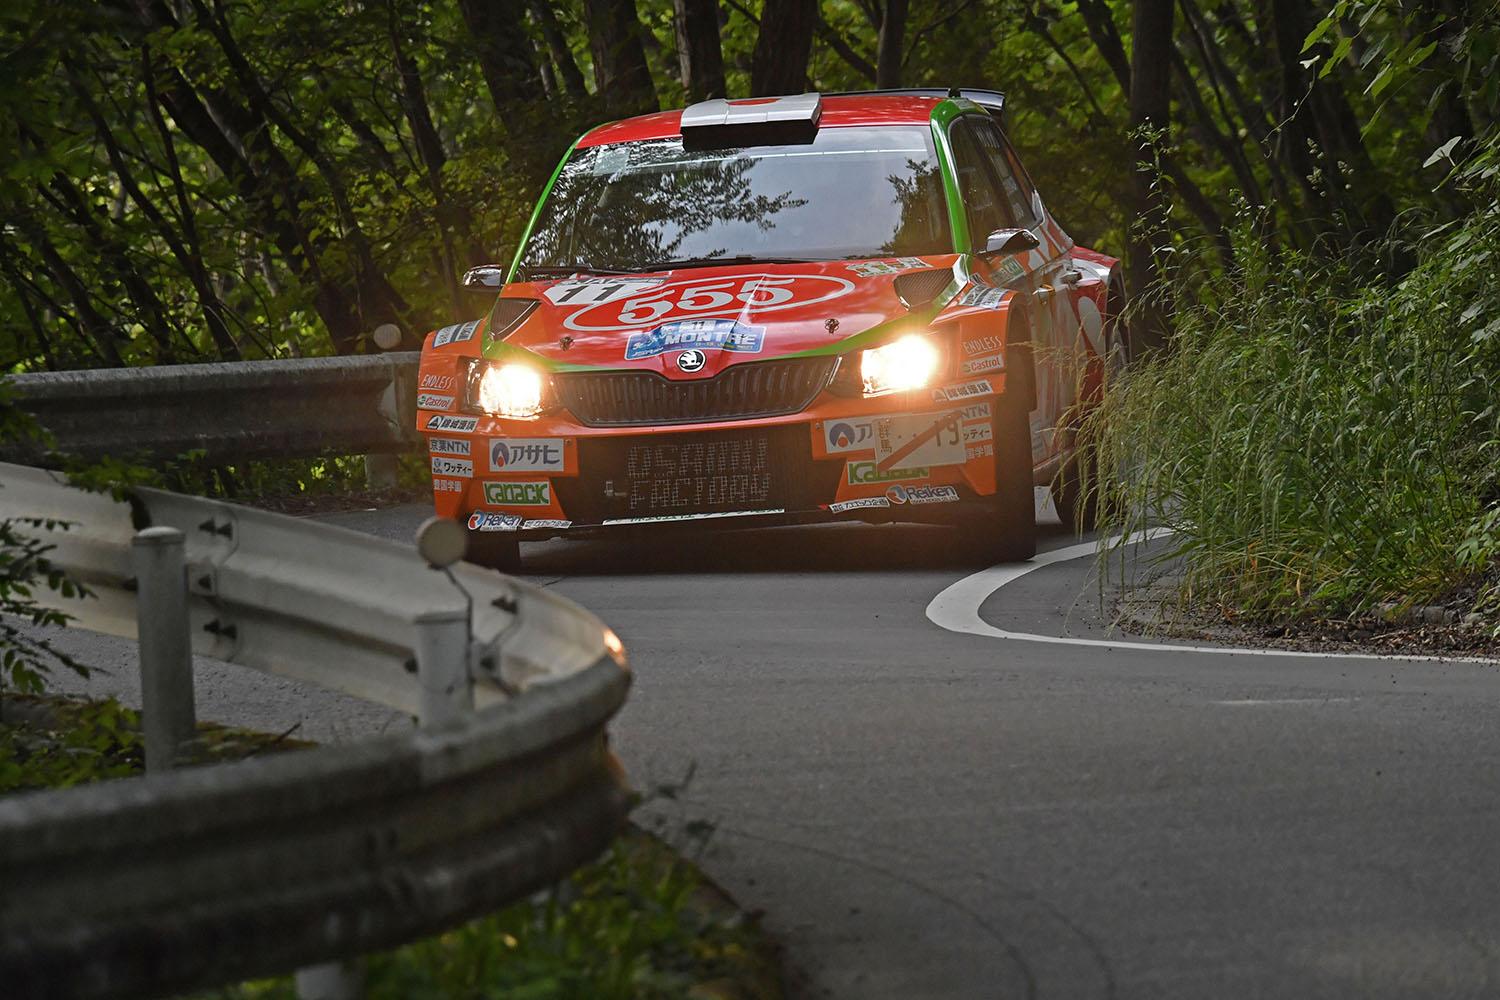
(0, 461), (632, 999)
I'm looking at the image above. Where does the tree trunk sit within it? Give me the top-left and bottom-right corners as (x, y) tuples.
(1127, 0), (1175, 354)
(876, 0), (909, 88)
(530, 1), (588, 99)
(751, 0), (816, 96)
(455, 0), (540, 117)
(673, 0), (725, 101)
(583, 0), (657, 114)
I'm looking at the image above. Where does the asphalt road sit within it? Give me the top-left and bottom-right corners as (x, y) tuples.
(43, 499), (1500, 999)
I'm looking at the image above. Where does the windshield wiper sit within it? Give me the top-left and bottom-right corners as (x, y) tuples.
(522, 263), (638, 278)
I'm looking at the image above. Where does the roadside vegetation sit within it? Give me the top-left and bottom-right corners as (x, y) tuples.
(1086, 3), (1500, 635)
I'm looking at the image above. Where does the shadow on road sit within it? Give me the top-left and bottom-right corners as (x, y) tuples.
(517, 521), (1082, 577)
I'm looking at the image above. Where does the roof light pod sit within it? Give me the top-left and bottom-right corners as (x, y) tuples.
(680, 93), (822, 150)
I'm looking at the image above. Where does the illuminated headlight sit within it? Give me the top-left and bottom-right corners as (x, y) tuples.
(860, 334), (941, 395)
(467, 361), (546, 418)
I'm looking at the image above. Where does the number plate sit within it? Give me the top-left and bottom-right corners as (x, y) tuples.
(873, 413), (966, 468)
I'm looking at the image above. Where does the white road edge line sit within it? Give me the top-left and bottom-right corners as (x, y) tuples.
(925, 529), (1500, 664)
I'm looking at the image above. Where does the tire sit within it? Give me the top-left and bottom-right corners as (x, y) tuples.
(1051, 445), (1098, 533)
(465, 531), (521, 573)
(964, 391), (1036, 562)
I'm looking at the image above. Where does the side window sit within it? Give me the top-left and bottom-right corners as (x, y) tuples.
(973, 120), (1038, 230)
(949, 120), (1010, 250)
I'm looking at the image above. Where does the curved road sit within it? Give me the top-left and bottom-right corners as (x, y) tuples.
(50, 500), (1500, 999)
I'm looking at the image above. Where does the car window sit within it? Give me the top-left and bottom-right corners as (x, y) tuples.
(520, 126), (951, 270)
(972, 119), (1038, 229)
(949, 120), (1011, 249)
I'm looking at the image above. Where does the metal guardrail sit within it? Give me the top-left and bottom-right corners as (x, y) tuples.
(0, 353), (421, 465)
(0, 462), (632, 999)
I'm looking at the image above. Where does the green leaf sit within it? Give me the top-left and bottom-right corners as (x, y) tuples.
(1302, 16), (1336, 53)
(1367, 64), (1395, 99)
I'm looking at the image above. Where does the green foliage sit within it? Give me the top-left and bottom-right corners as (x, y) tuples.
(208, 833), (767, 1000)
(1088, 200), (1500, 620)
(0, 383), (90, 694)
(0, 697), (142, 792)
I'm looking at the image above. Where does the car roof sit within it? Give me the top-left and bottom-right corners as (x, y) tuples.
(579, 93), (959, 149)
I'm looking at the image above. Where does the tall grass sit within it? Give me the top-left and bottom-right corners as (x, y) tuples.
(1087, 205), (1500, 621)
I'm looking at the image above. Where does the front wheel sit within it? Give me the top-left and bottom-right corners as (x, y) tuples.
(961, 392), (1036, 563)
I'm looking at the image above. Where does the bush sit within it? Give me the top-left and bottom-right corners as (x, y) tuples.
(1088, 204), (1500, 621)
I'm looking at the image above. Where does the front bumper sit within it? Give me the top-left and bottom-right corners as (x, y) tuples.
(422, 384), (1008, 540)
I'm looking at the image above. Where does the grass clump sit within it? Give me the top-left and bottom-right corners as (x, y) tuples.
(209, 828), (774, 1000)
(1088, 205), (1500, 623)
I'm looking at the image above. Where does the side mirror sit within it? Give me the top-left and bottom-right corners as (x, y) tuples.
(461, 264), (507, 291)
(982, 228), (1041, 256)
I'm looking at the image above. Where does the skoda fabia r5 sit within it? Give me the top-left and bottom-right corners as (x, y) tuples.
(415, 89), (1126, 570)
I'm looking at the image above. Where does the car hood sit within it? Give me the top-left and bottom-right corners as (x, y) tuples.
(492, 256), (961, 377)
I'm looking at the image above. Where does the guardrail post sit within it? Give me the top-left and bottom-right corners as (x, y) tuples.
(131, 526), (196, 772)
(415, 608), (472, 729)
(363, 453), (399, 491)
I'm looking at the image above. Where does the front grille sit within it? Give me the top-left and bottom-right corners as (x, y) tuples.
(553, 356), (839, 427)
(552, 426), (842, 523)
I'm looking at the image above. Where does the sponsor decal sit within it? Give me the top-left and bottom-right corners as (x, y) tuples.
(847, 256), (928, 277)
(885, 484), (960, 505)
(563, 274), (855, 332)
(993, 257), (1027, 284)
(426, 414), (478, 433)
(432, 477), (464, 493)
(932, 380), (994, 403)
(467, 511), (522, 532)
(676, 348), (706, 372)
(421, 373), (456, 391)
(544, 277), (663, 306)
(960, 401), (992, 422)
(484, 481), (552, 506)
(431, 456), (473, 477)
(966, 443), (995, 460)
(825, 418), (877, 453)
(417, 392), (455, 410)
(962, 422), (994, 444)
(432, 319), (480, 348)
(624, 318), (764, 361)
(962, 335), (1004, 356)
(428, 437), (470, 456)
(829, 496), (892, 513)
(960, 354), (1005, 375)
(521, 518), (572, 530)
(846, 461), (930, 485)
(489, 437), (565, 472)
(957, 285), (1009, 309)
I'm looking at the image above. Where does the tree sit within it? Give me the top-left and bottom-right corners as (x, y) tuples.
(876, 0), (909, 88)
(1126, 0), (1175, 353)
(751, 0), (816, 96)
(584, 0), (658, 114)
(674, 0), (726, 101)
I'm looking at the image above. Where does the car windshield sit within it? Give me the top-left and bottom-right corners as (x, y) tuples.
(519, 126), (951, 272)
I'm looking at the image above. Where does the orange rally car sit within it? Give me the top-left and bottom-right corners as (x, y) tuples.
(415, 88), (1126, 570)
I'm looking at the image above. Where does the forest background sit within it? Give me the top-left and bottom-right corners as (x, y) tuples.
(3, 0), (1500, 628)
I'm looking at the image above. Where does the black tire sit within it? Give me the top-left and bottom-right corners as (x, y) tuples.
(1051, 444), (1098, 533)
(964, 391), (1036, 562)
(465, 531), (521, 572)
